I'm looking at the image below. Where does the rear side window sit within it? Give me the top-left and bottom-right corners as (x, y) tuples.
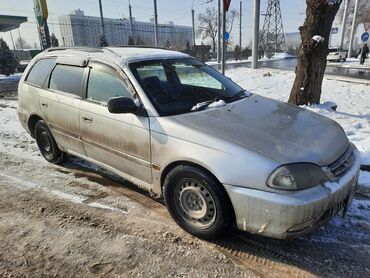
(49, 65), (85, 97)
(26, 58), (55, 87)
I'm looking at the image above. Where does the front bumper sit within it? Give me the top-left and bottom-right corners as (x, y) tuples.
(224, 150), (361, 239)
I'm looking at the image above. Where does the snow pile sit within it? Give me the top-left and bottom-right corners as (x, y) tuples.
(327, 0), (341, 5)
(208, 99), (226, 108)
(191, 99), (226, 111)
(312, 35), (325, 44)
(309, 101), (338, 111)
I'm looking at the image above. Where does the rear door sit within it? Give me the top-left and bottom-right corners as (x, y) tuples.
(79, 62), (152, 184)
(39, 63), (86, 156)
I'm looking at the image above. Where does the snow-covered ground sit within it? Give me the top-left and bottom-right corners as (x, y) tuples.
(0, 73), (23, 81)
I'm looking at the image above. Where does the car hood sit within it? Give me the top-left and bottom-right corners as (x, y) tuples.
(168, 95), (348, 166)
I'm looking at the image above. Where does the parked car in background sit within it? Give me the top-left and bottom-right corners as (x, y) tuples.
(17, 47), (360, 240)
(327, 48), (347, 62)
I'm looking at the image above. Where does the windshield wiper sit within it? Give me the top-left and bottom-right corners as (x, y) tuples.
(191, 98), (224, 112)
(225, 89), (249, 103)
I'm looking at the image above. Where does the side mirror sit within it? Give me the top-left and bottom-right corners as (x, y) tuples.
(107, 97), (138, 114)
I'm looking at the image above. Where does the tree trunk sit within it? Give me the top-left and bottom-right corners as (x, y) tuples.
(288, 0), (342, 106)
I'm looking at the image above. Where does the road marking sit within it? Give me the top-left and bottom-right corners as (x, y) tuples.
(0, 172), (128, 214)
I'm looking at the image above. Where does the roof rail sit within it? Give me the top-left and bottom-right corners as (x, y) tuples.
(44, 47), (103, 53)
(106, 45), (171, 51)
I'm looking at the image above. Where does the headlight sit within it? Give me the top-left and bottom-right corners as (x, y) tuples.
(267, 163), (328, 191)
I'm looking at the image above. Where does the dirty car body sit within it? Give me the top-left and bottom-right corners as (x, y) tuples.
(17, 47), (360, 239)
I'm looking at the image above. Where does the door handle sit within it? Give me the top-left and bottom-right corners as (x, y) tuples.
(41, 103), (48, 108)
(82, 116), (93, 123)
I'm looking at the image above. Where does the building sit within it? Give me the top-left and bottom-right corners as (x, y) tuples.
(285, 32), (301, 49)
(59, 10), (192, 48)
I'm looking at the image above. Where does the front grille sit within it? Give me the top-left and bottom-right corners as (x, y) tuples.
(326, 145), (355, 180)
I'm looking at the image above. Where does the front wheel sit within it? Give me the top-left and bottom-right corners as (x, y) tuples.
(35, 120), (65, 164)
(163, 165), (232, 239)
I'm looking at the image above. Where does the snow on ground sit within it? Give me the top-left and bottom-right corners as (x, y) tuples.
(0, 73), (23, 81)
(0, 98), (42, 161)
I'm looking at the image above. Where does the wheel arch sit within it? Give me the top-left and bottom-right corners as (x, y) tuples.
(28, 114), (44, 138)
(160, 160), (236, 225)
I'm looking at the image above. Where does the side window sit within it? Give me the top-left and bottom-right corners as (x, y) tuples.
(136, 63), (167, 82)
(49, 65), (85, 97)
(87, 67), (132, 102)
(176, 63), (222, 89)
(26, 58), (56, 87)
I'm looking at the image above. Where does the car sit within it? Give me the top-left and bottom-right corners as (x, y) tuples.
(327, 48), (347, 62)
(17, 46), (360, 240)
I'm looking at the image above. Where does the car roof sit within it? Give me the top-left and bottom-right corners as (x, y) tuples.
(38, 46), (190, 66)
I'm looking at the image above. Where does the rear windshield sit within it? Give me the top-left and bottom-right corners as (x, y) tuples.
(26, 58), (56, 87)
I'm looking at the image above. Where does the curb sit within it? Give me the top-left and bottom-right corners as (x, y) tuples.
(326, 63), (370, 71)
(325, 75), (370, 86)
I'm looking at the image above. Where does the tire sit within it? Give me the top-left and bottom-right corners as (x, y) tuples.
(163, 165), (232, 239)
(35, 120), (65, 164)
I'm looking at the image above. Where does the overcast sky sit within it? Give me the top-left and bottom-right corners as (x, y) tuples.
(0, 0), (317, 49)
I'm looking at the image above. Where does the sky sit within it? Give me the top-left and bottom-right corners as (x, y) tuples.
(0, 0), (323, 49)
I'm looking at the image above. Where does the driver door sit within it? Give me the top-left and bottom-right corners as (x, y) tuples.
(79, 62), (152, 184)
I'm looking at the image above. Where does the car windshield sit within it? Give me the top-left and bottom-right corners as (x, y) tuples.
(129, 58), (247, 116)
(329, 49), (339, 53)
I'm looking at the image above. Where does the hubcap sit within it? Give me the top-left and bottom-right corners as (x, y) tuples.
(174, 179), (216, 229)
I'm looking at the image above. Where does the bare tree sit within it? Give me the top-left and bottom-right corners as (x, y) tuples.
(288, 0), (342, 106)
(15, 38), (31, 50)
(197, 8), (218, 52)
(227, 10), (238, 34)
(197, 7), (238, 52)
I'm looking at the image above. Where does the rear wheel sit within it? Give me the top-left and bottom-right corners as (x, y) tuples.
(163, 165), (231, 239)
(35, 120), (65, 164)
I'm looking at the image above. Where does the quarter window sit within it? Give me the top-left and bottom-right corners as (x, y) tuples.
(87, 67), (132, 102)
(49, 65), (85, 97)
(26, 58), (56, 87)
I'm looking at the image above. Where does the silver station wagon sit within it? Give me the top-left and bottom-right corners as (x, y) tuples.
(18, 47), (360, 239)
